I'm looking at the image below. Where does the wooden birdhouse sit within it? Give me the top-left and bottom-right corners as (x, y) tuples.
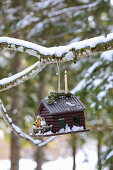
(31, 70), (90, 137)
(31, 92), (90, 137)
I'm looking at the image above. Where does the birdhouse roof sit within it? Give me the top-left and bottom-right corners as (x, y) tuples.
(36, 95), (86, 115)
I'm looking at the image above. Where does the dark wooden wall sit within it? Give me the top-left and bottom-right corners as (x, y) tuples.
(40, 105), (86, 133)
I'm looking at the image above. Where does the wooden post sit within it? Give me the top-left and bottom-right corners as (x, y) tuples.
(64, 70), (68, 93)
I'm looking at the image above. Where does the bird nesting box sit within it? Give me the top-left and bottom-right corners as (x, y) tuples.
(31, 92), (90, 137)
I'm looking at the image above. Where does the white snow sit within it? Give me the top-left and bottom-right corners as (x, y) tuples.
(101, 50), (113, 61)
(38, 136), (56, 147)
(66, 102), (75, 107)
(97, 73), (113, 101)
(0, 33), (113, 58)
(0, 56), (7, 67)
(98, 105), (102, 109)
(97, 91), (106, 101)
(71, 79), (86, 94)
(0, 159), (36, 170)
(106, 150), (113, 160)
(110, 0), (113, 6)
(71, 48), (113, 98)
(0, 139), (106, 170)
(34, 0), (63, 10)
(106, 32), (113, 41)
(59, 128), (65, 133)
(48, 1), (100, 18)
(90, 102), (96, 108)
(65, 124), (72, 132)
(34, 129), (53, 136)
(63, 51), (74, 60)
(43, 131), (53, 135)
(58, 124), (84, 134)
(0, 130), (4, 140)
(0, 102), (7, 113)
(0, 61), (40, 85)
(12, 124), (21, 133)
(108, 74), (113, 82)
(72, 125), (83, 131)
(16, 12), (39, 29)
(6, 114), (12, 123)
(85, 61), (101, 78)
(92, 79), (103, 88)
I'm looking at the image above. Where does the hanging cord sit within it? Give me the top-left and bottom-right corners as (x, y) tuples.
(56, 61), (61, 93)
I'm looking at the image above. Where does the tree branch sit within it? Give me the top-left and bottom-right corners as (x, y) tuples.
(16, 1), (101, 33)
(48, 1), (100, 18)
(0, 33), (113, 91)
(0, 99), (56, 147)
(0, 61), (47, 92)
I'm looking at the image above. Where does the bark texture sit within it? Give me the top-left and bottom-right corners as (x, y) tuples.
(10, 54), (22, 170)
(70, 135), (77, 170)
(35, 73), (46, 170)
(97, 134), (102, 170)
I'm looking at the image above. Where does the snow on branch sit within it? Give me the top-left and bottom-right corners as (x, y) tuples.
(0, 33), (113, 59)
(1, 33), (113, 91)
(48, 1), (100, 17)
(0, 61), (47, 92)
(0, 99), (55, 147)
(16, 1), (100, 31)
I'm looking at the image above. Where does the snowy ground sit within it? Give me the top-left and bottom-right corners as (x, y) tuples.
(0, 143), (108, 170)
(0, 131), (108, 170)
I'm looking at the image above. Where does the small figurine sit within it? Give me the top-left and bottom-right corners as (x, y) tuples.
(36, 116), (41, 128)
(32, 116), (52, 135)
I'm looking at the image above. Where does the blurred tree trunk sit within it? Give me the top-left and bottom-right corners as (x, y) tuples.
(35, 147), (43, 170)
(72, 144), (76, 170)
(10, 0), (22, 169)
(97, 134), (102, 170)
(109, 163), (113, 170)
(70, 135), (77, 170)
(10, 54), (23, 170)
(35, 73), (46, 170)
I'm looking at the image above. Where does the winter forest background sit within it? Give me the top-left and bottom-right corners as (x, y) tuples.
(0, 0), (113, 170)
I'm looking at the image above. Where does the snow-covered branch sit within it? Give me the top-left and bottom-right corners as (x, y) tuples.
(26, 1), (101, 38)
(16, 1), (100, 31)
(1, 33), (113, 91)
(0, 99), (55, 147)
(0, 61), (47, 92)
(0, 33), (113, 60)
(48, 1), (100, 18)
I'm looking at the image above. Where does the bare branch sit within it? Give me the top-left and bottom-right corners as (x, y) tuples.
(0, 99), (55, 147)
